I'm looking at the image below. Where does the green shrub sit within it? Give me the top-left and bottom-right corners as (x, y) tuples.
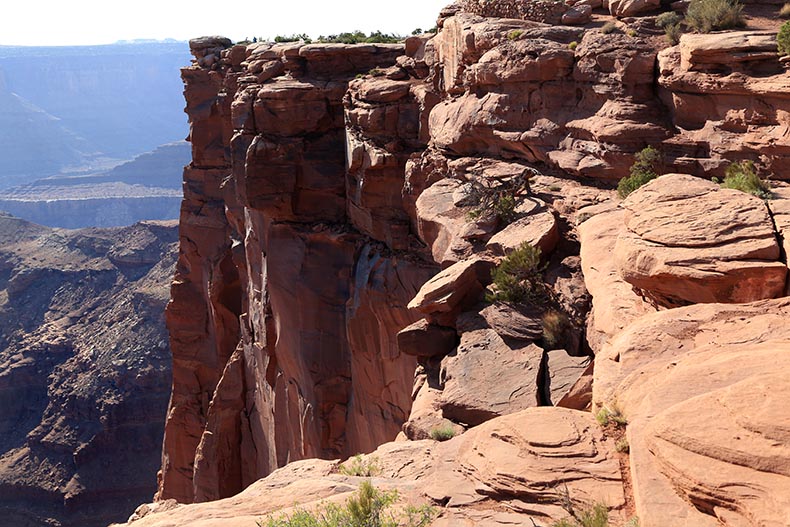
(551, 503), (610, 527)
(615, 437), (630, 454)
(274, 33), (312, 43)
(781, 3), (790, 18)
(600, 21), (618, 34)
(685, 0), (744, 33)
(258, 481), (437, 527)
(316, 30), (403, 44)
(338, 455), (380, 477)
(779, 21), (790, 56)
(595, 404), (627, 428)
(655, 12), (684, 44)
(569, 41), (578, 50)
(720, 160), (771, 199)
(655, 11), (682, 28)
(429, 424), (457, 441)
(507, 29), (524, 40)
(542, 310), (571, 349)
(487, 243), (546, 304)
(617, 146), (662, 199)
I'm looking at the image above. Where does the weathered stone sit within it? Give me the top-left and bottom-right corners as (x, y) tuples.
(543, 350), (591, 406)
(440, 329), (543, 426)
(615, 174), (786, 306)
(397, 319), (458, 358)
(408, 257), (495, 322)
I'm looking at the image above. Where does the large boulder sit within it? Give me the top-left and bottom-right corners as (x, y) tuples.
(614, 174), (786, 306)
(440, 328), (544, 426)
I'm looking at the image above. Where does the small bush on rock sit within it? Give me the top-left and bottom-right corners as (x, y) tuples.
(617, 146), (662, 199)
(685, 0), (744, 33)
(487, 242), (546, 304)
(779, 21), (790, 56)
(552, 487), (611, 527)
(720, 160), (771, 199)
(595, 404), (627, 428)
(429, 424), (457, 441)
(542, 310), (571, 349)
(258, 481), (437, 527)
(656, 12), (683, 44)
(551, 503), (610, 527)
(338, 454), (380, 477)
(600, 21), (618, 34)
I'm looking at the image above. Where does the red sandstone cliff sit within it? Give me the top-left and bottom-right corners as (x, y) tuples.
(145, 3), (790, 526)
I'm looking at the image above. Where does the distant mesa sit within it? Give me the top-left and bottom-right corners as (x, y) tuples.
(0, 141), (190, 228)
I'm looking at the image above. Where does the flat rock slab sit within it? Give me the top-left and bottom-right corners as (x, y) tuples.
(440, 328), (543, 426)
(615, 173), (786, 306)
(408, 257), (494, 323)
(485, 207), (559, 257)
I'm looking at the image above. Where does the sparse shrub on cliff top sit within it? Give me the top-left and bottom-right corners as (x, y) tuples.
(617, 146), (662, 199)
(315, 30), (403, 44)
(684, 0), (744, 33)
(487, 242), (546, 304)
(719, 160), (771, 199)
(779, 21), (790, 56)
(338, 454), (381, 477)
(600, 21), (618, 35)
(274, 33), (313, 43)
(258, 480), (437, 527)
(655, 12), (684, 44)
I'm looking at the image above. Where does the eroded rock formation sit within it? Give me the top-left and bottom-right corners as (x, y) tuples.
(0, 216), (177, 527)
(145, 2), (790, 526)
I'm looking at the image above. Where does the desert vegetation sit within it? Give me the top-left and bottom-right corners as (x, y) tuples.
(487, 242), (546, 304)
(684, 0), (744, 33)
(617, 146), (662, 199)
(258, 481), (437, 527)
(338, 455), (381, 477)
(428, 424), (457, 441)
(717, 160), (771, 199)
(779, 21), (790, 56)
(271, 31), (404, 44)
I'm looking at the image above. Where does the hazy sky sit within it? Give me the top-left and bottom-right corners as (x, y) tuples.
(1, 0), (449, 46)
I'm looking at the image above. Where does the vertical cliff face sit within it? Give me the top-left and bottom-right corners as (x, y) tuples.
(159, 37), (438, 504)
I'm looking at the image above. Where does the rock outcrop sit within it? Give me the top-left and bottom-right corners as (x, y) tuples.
(0, 216), (177, 527)
(144, 3), (790, 527)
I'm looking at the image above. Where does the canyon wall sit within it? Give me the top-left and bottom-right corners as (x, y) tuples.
(0, 217), (177, 527)
(151, 3), (790, 526)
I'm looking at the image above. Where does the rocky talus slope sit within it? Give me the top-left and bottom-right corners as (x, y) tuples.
(129, 2), (788, 526)
(0, 217), (177, 527)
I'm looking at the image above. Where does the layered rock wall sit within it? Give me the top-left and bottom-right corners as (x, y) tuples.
(158, 37), (436, 504)
(156, 5), (790, 525)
